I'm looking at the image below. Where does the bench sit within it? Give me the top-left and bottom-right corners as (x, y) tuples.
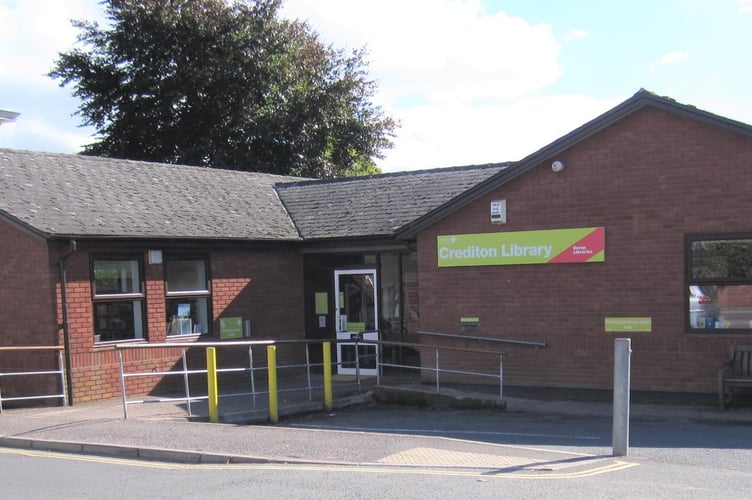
(718, 344), (752, 410)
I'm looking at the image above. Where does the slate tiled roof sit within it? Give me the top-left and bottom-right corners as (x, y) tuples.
(0, 149), (302, 240)
(5, 90), (746, 244)
(274, 163), (509, 240)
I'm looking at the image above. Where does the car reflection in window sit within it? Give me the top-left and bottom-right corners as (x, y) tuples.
(689, 285), (720, 329)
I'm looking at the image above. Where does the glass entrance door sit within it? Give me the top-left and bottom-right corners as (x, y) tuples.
(334, 269), (378, 376)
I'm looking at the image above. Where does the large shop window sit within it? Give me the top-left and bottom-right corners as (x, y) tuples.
(166, 258), (210, 336)
(93, 258), (145, 342)
(688, 237), (752, 331)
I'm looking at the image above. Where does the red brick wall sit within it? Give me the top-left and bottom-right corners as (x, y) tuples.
(417, 106), (752, 394)
(0, 223), (59, 345)
(0, 221), (60, 402)
(211, 248), (303, 340)
(52, 242), (304, 403)
(210, 247), (305, 369)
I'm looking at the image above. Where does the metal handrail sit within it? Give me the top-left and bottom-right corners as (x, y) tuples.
(0, 346), (67, 411)
(419, 330), (547, 347)
(114, 339), (358, 419)
(114, 337), (508, 420)
(357, 339), (505, 400)
(2, 338), (509, 415)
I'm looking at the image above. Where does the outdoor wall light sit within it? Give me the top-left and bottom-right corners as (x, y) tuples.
(551, 160), (565, 172)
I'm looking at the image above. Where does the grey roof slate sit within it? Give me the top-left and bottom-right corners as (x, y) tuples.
(7, 90), (741, 244)
(274, 163), (509, 240)
(0, 149), (302, 240)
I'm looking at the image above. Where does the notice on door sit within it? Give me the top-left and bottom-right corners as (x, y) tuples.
(314, 292), (328, 315)
(437, 227), (605, 267)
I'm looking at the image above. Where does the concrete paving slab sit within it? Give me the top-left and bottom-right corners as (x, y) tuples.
(1, 380), (751, 472)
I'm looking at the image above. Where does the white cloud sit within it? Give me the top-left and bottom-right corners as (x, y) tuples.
(283, 0), (562, 105)
(659, 51), (688, 65)
(739, 0), (752, 14)
(563, 29), (589, 43)
(283, 0), (574, 170)
(1, 0), (625, 173)
(0, 118), (92, 152)
(0, 0), (102, 84)
(379, 94), (622, 171)
(1, 0), (103, 153)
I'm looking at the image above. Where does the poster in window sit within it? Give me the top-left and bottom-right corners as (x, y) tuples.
(177, 303), (191, 318)
(178, 318), (192, 334)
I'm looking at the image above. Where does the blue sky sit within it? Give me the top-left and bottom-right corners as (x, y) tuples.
(1, 0), (750, 172)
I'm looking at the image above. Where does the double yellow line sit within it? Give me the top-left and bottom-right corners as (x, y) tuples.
(0, 447), (638, 479)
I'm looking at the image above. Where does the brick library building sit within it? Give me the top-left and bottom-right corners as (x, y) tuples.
(1, 90), (751, 406)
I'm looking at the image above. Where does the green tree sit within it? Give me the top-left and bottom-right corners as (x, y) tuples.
(49, 0), (395, 178)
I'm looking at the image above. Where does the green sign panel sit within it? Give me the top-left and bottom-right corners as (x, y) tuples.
(437, 227), (605, 267)
(605, 317), (652, 332)
(314, 292), (328, 315)
(219, 317), (243, 339)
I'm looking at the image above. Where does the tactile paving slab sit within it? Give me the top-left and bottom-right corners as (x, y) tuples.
(377, 446), (565, 470)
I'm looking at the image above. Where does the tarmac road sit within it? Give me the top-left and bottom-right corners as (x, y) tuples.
(284, 403), (752, 469)
(1, 384), (750, 470)
(1, 396), (751, 499)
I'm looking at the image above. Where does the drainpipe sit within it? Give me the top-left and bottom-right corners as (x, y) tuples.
(58, 240), (77, 405)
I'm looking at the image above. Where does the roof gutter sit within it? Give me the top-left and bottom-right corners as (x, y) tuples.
(58, 239), (77, 406)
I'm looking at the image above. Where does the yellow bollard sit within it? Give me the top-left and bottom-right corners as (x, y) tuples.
(323, 342), (333, 411)
(267, 345), (278, 423)
(206, 347), (219, 423)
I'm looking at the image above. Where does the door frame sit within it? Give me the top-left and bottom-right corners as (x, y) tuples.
(334, 268), (379, 376)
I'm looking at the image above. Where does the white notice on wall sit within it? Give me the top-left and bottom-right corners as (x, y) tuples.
(490, 200), (506, 224)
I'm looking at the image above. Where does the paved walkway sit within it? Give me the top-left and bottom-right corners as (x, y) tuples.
(1, 382), (751, 471)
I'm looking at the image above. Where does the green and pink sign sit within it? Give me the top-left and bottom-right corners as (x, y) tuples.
(437, 227), (605, 267)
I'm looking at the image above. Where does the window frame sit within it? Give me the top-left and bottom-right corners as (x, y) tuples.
(91, 256), (147, 344)
(686, 233), (752, 333)
(164, 255), (211, 337)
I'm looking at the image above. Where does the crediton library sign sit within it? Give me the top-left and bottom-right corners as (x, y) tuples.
(437, 227), (605, 267)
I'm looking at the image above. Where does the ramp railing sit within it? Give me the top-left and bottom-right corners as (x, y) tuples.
(114, 340), (363, 420)
(114, 338), (506, 421)
(0, 346), (67, 412)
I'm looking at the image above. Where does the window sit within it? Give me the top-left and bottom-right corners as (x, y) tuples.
(92, 258), (145, 342)
(165, 258), (210, 335)
(688, 237), (752, 331)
